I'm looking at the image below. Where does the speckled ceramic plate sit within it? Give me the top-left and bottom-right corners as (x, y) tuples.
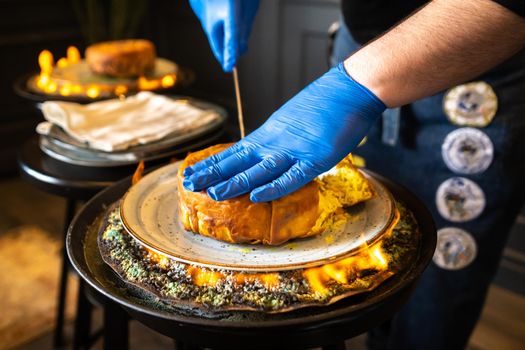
(120, 162), (395, 272)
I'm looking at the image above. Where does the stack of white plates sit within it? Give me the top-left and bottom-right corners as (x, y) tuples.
(39, 97), (227, 167)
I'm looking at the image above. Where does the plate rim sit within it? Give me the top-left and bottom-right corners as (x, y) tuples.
(120, 162), (397, 272)
(39, 128), (224, 167)
(41, 96), (227, 153)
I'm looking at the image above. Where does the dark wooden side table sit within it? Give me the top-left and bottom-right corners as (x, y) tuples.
(65, 167), (436, 350)
(17, 133), (230, 349)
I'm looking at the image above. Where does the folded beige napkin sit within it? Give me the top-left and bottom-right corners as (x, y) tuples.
(39, 92), (222, 152)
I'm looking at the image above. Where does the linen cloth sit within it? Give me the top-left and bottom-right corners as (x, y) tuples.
(39, 92), (221, 152)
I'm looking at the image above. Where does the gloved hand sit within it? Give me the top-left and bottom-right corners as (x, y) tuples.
(183, 63), (386, 202)
(189, 0), (259, 72)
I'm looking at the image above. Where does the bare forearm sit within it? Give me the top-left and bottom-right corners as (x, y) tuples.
(345, 0), (525, 107)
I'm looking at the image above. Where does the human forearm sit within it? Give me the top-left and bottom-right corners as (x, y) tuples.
(345, 0), (525, 107)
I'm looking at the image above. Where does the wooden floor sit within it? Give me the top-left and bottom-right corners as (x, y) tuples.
(1, 177), (523, 350)
(469, 286), (525, 350)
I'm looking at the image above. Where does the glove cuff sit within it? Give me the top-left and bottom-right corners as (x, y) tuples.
(333, 62), (387, 122)
(337, 62), (386, 110)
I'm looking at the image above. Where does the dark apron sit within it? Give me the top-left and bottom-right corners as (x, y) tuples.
(332, 19), (525, 350)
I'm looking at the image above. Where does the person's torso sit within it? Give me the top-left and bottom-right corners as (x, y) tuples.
(341, 0), (427, 44)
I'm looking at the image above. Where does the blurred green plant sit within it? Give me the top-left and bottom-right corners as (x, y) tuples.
(73, 0), (149, 44)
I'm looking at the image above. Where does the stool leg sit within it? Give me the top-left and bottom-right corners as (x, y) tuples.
(103, 300), (129, 350)
(322, 342), (346, 350)
(174, 339), (182, 350)
(53, 199), (76, 348)
(73, 279), (93, 349)
(174, 340), (201, 350)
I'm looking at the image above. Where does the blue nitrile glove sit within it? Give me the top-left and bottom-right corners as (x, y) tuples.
(183, 63), (386, 202)
(189, 0), (259, 72)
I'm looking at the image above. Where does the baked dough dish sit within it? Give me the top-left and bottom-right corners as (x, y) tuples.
(85, 39), (156, 78)
(177, 144), (374, 246)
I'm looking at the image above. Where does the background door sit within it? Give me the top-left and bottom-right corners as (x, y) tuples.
(239, 0), (341, 131)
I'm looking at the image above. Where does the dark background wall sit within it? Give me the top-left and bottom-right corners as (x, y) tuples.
(239, 0), (340, 131)
(0, 0), (83, 174)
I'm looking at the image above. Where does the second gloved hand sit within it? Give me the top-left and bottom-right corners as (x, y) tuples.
(190, 0), (259, 72)
(183, 63), (386, 202)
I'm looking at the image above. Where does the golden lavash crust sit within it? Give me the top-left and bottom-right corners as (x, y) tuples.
(177, 143), (320, 246)
(85, 39), (156, 78)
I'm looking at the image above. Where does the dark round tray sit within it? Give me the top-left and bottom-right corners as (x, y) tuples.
(14, 72), (120, 104)
(18, 122), (225, 200)
(67, 171), (436, 349)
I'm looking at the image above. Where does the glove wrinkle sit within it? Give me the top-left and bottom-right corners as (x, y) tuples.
(184, 143), (241, 175)
(190, 0), (259, 72)
(222, 10), (236, 72)
(251, 162), (315, 202)
(210, 22), (225, 67)
(207, 154), (292, 200)
(185, 150), (258, 191)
